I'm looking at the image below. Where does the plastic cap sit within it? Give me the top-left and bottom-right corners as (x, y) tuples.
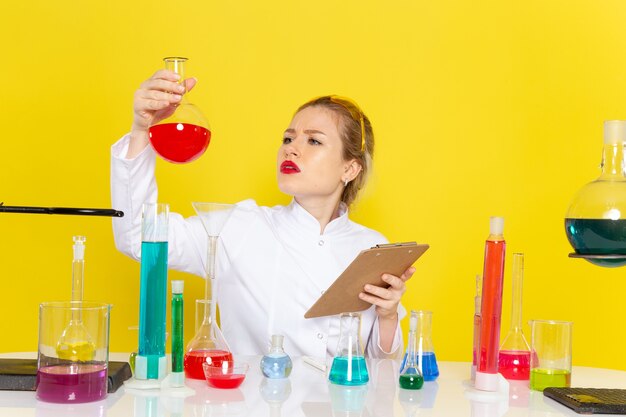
(271, 334), (284, 348)
(72, 235), (86, 260)
(604, 120), (626, 145)
(171, 280), (184, 294)
(489, 217), (504, 235)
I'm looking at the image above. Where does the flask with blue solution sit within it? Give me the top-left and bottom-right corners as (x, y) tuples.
(328, 312), (369, 386)
(400, 310), (439, 381)
(260, 334), (293, 379)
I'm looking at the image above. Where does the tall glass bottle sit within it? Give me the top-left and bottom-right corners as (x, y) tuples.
(261, 335), (293, 379)
(329, 313), (369, 386)
(149, 57), (211, 164)
(476, 216), (506, 391)
(566, 120), (626, 267)
(136, 203), (169, 380)
(170, 280), (184, 387)
(497, 253), (531, 380)
(399, 311), (424, 389)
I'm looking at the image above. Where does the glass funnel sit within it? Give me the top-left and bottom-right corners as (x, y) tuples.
(148, 57), (210, 164)
(184, 202), (234, 380)
(565, 120), (626, 267)
(498, 253), (531, 380)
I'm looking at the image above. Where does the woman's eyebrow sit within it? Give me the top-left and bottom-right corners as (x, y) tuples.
(283, 128), (327, 136)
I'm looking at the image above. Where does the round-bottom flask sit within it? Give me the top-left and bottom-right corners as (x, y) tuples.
(149, 57), (211, 164)
(565, 120), (626, 267)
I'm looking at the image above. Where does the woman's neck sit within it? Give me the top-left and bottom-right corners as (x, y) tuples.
(295, 196), (343, 234)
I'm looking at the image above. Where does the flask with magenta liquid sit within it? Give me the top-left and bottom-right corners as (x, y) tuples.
(498, 253), (531, 380)
(565, 120), (626, 267)
(475, 216), (506, 391)
(328, 312), (369, 386)
(149, 57), (211, 164)
(184, 202), (235, 379)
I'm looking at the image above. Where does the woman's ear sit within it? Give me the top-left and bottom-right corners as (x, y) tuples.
(344, 159), (363, 182)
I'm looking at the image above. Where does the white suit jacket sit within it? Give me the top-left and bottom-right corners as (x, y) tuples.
(111, 135), (404, 359)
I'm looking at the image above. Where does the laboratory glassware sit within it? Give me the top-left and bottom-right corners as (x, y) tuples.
(329, 312), (369, 386)
(136, 202), (169, 380)
(260, 378), (292, 417)
(171, 280), (185, 387)
(261, 334), (293, 379)
(471, 274), (482, 382)
(476, 216), (506, 391)
(184, 202), (234, 379)
(37, 301), (110, 403)
(414, 310), (439, 381)
(56, 236), (95, 362)
(565, 120), (626, 267)
(498, 253), (531, 380)
(529, 320), (573, 391)
(203, 360), (248, 389)
(0, 203), (123, 217)
(148, 57), (210, 164)
(398, 311), (424, 389)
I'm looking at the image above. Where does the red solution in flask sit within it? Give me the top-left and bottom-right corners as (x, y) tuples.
(183, 349), (233, 380)
(149, 123), (211, 163)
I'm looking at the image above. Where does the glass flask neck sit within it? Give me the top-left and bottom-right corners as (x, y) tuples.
(336, 313), (363, 357)
(164, 57), (187, 93)
(600, 142), (626, 180)
(509, 253), (524, 330)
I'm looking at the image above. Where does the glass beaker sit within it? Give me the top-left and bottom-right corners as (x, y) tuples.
(529, 319), (573, 392)
(184, 299), (232, 379)
(37, 301), (110, 403)
(498, 253), (531, 380)
(565, 120), (626, 267)
(136, 202), (169, 380)
(148, 57), (211, 164)
(329, 312), (369, 386)
(404, 310), (439, 381)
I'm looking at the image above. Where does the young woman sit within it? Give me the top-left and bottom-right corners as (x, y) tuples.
(111, 70), (415, 359)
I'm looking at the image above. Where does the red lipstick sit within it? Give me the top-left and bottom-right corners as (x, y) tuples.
(280, 160), (300, 174)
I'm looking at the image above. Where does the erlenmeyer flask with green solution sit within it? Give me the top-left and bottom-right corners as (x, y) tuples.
(566, 120), (626, 267)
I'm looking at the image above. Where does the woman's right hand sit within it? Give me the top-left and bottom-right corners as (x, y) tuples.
(127, 70), (197, 158)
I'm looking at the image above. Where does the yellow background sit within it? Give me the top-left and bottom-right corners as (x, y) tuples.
(1, 0), (626, 371)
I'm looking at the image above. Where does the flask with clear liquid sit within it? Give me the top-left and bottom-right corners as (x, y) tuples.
(498, 253), (531, 380)
(149, 57), (211, 164)
(261, 335), (293, 379)
(328, 312), (369, 386)
(565, 120), (626, 267)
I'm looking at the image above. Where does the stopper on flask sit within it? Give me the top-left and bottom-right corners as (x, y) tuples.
(171, 280), (184, 294)
(489, 216), (504, 235)
(604, 120), (626, 145)
(271, 334), (284, 349)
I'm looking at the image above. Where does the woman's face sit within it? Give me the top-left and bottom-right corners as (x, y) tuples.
(277, 106), (354, 204)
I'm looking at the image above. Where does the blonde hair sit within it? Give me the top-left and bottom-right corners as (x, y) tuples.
(297, 96), (374, 207)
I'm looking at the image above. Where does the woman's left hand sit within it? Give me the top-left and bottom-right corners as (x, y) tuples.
(359, 266), (416, 321)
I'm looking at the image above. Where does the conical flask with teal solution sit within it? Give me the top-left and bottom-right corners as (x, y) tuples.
(328, 313), (369, 386)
